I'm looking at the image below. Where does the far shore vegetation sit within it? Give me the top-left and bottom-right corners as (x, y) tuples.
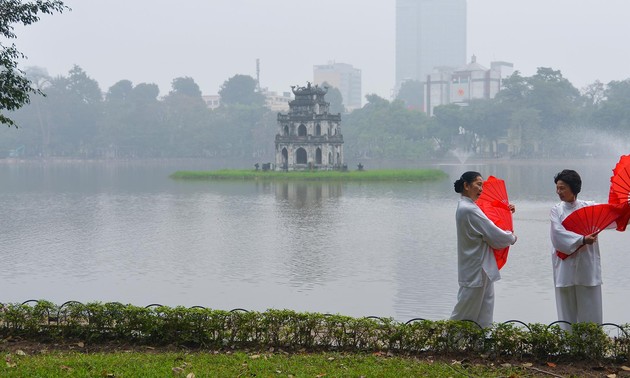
(3, 65), (630, 162)
(170, 168), (448, 182)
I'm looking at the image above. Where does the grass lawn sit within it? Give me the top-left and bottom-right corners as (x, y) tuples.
(1, 349), (541, 378)
(170, 168), (448, 182)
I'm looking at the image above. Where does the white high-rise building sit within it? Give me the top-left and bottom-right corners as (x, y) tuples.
(313, 62), (362, 112)
(395, 0), (467, 93)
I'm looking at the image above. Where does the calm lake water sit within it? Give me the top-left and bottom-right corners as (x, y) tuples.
(0, 158), (628, 325)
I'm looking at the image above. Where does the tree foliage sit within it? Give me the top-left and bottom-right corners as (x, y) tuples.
(594, 79), (630, 131)
(3, 64), (630, 161)
(527, 67), (580, 129)
(396, 80), (424, 111)
(320, 82), (345, 114)
(344, 94), (432, 160)
(102, 80), (163, 157)
(0, 0), (68, 127)
(169, 76), (202, 98)
(38, 65), (103, 156)
(219, 74), (265, 107)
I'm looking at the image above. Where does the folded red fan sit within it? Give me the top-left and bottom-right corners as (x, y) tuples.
(477, 176), (513, 269)
(608, 154), (630, 231)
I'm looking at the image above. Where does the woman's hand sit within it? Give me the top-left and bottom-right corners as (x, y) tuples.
(583, 234), (598, 245)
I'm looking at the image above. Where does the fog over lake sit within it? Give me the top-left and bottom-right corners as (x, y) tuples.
(15, 0), (630, 99)
(1, 158), (628, 325)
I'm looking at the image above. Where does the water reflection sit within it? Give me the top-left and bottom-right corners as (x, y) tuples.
(273, 182), (344, 291)
(274, 181), (343, 207)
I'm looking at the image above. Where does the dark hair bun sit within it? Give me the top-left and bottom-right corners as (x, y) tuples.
(454, 179), (464, 193)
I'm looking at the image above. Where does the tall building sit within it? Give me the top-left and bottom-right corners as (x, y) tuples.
(395, 0), (467, 93)
(313, 62), (362, 112)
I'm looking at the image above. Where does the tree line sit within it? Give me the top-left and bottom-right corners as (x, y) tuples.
(3, 1), (630, 163)
(2, 65), (630, 162)
(378, 67), (630, 160)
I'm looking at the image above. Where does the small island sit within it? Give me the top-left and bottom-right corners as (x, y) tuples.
(170, 168), (447, 182)
(171, 83), (447, 183)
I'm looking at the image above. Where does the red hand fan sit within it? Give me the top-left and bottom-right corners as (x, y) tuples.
(556, 203), (626, 259)
(477, 176), (513, 269)
(608, 155), (630, 231)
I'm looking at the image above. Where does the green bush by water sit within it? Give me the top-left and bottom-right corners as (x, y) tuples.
(170, 168), (447, 182)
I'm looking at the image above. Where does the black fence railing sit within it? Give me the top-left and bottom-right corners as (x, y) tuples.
(1, 300), (628, 362)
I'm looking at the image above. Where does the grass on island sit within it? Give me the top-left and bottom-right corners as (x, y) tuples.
(0, 350), (530, 378)
(170, 168), (447, 182)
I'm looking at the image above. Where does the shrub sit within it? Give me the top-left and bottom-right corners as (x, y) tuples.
(0, 300), (627, 363)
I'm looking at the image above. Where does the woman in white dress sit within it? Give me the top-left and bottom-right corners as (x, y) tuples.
(450, 171), (517, 328)
(550, 169), (601, 328)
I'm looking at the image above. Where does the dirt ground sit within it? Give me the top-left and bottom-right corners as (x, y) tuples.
(1, 338), (629, 377)
(433, 354), (630, 378)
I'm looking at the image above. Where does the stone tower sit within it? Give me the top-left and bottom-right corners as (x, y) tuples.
(275, 83), (344, 171)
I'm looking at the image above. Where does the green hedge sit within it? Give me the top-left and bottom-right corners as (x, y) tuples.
(1, 301), (628, 362)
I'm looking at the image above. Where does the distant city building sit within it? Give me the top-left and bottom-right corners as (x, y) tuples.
(424, 56), (514, 116)
(313, 62), (362, 111)
(275, 83), (344, 171)
(395, 0), (466, 94)
(202, 95), (220, 110)
(202, 90), (292, 112)
(261, 88), (292, 112)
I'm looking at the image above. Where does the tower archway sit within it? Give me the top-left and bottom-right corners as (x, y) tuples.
(298, 124), (307, 137)
(296, 148), (307, 164)
(282, 148), (288, 168)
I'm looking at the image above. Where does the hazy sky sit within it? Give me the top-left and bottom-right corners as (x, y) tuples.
(13, 0), (630, 100)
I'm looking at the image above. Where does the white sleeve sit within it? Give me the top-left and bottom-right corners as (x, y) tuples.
(468, 207), (516, 249)
(550, 205), (583, 255)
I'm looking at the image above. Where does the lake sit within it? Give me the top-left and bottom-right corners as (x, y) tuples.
(0, 158), (628, 325)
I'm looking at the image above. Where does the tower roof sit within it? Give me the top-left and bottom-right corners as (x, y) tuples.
(291, 82), (328, 97)
(455, 55), (488, 72)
